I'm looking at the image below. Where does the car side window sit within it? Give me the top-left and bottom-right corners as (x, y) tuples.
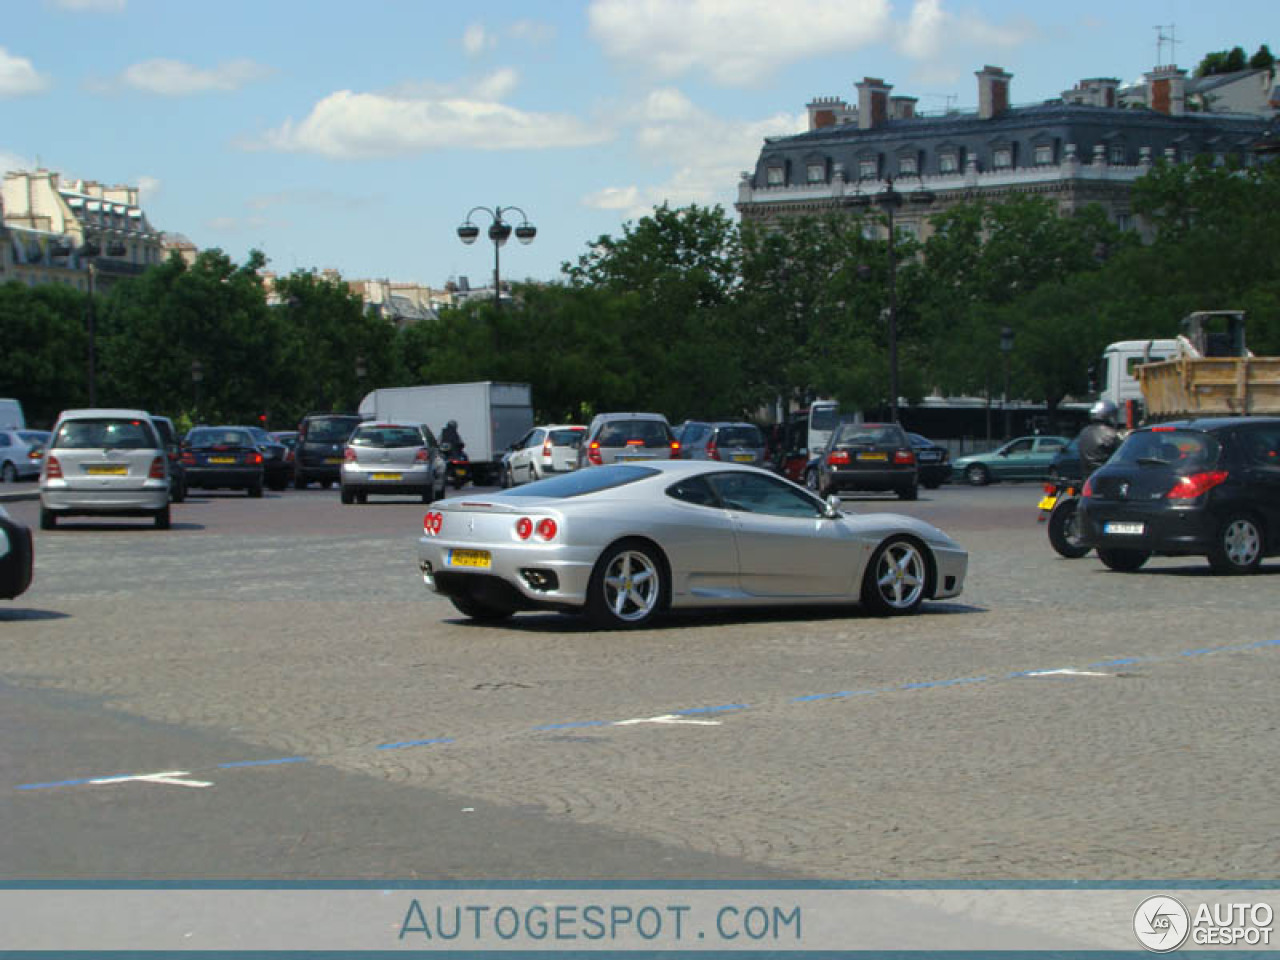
(0, 435), (9, 447)
(707, 472), (823, 518)
(1240, 428), (1280, 468)
(665, 475), (720, 508)
(1005, 438), (1033, 455)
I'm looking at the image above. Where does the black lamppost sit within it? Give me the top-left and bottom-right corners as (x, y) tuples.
(1000, 325), (1015, 440)
(876, 177), (933, 424)
(191, 360), (203, 414)
(456, 206), (536, 310)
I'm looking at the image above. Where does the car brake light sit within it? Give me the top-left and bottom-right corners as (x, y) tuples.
(706, 440), (720, 461)
(893, 449), (915, 465)
(1150, 426), (1176, 432)
(542, 439), (553, 457)
(1043, 482), (1056, 495)
(1081, 477), (1094, 498)
(515, 517), (533, 540)
(148, 457), (166, 479)
(45, 455), (63, 479)
(669, 441), (681, 459)
(588, 441), (603, 465)
(1167, 470), (1228, 500)
(535, 518), (558, 541)
(344, 446), (356, 462)
(28, 449), (42, 460)
(414, 448), (430, 462)
(827, 450), (850, 465)
(181, 451), (196, 466)
(247, 452), (263, 466)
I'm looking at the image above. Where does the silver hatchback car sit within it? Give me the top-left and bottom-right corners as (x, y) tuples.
(578, 413), (679, 467)
(40, 409), (171, 530)
(679, 421), (768, 467)
(340, 421), (445, 504)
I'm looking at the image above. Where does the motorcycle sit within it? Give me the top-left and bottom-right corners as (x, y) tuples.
(440, 443), (470, 489)
(1038, 476), (1091, 558)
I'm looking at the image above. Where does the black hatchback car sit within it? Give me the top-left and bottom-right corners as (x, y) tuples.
(294, 413), (362, 489)
(1078, 417), (1280, 574)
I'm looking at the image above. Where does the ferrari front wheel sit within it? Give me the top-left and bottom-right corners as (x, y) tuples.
(861, 536), (928, 616)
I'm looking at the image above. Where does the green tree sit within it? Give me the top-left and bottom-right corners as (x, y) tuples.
(0, 282), (89, 427)
(1250, 44), (1275, 70)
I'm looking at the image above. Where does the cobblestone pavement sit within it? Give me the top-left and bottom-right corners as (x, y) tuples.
(2, 485), (1276, 880)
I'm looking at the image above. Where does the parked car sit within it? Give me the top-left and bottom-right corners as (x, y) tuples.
(339, 421), (445, 504)
(679, 421), (769, 467)
(182, 426), (265, 497)
(952, 435), (1069, 486)
(294, 413), (362, 489)
(247, 426), (292, 490)
(0, 428), (50, 482)
(0, 504), (34, 599)
(502, 425), (585, 487)
(150, 416), (187, 503)
(578, 413), (680, 468)
(418, 461), (967, 626)
(1048, 436), (1084, 483)
(39, 409), (171, 530)
(1078, 417), (1280, 575)
(807, 421), (919, 500)
(907, 432), (951, 489)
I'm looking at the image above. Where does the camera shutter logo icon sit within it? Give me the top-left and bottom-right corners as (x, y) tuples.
(1134, 895), (1190, 952)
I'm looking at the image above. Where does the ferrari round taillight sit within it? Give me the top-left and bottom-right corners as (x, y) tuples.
(423, 511), (443, 536)
(515, 517), (533, 540)
(535, 518), (558, 541)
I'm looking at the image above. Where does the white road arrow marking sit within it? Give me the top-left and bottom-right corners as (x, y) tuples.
(1024, 669), (1112, 678)
(89, 770), (213, 788)
(614, 714), (722, 726)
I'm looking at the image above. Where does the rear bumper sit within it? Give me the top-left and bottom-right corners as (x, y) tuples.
(418, 537), (596, 608)
(825, 466), (916, 491)
(1078, 500), (1216, 554)
(40, 482), (169, 514)
(186, 467), (261, 488)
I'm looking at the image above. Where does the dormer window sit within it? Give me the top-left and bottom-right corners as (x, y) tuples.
(807, 162), (827, 184)
(993, 146), (1013, 169)
(766, 165), (785, 186)
(1034, 144), (1054, 165)
(858, 157), (879, 180)
(939, 151), (959, 174)
(898, 155), (918, 176)
(1110, 144), (1126, 165)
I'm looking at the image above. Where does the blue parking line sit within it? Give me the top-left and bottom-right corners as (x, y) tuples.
(532, 721), (610, 731)
(900, 676), (986, 691)
(376, 737), (454, 751)
(674, 704), (748, 716)
(216, 756), (310, 769)
(16, 777), (100, 791)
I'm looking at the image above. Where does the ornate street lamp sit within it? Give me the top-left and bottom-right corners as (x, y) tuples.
(456, 205), (536, 310)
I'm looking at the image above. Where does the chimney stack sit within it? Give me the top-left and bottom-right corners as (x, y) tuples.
(806, 96), (851, 131)
(855, 77), (892, 129)
(890, 96), (918, 120)
(976, 65), (1012, 119)
(1146, 65), (1187, 116)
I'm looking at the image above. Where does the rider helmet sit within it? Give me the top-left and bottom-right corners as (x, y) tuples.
(1089, 400), (1118, 424)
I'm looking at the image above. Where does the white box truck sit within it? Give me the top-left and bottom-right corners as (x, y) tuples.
(358, 382), (534, 485)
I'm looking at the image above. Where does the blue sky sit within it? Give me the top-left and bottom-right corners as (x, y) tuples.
(2, 0), (1272, 287)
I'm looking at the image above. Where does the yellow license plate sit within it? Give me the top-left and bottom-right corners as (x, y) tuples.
(448, 549), (491, 569)
(372, 473), (402, 481)
(86, 465), (127, 476)
(210, 457), (236, 464)
(325, 457), (343, 464)
(1037, 496), (1058, 511)
(732, 454), (754, 462)
(857, 452), (888, 461)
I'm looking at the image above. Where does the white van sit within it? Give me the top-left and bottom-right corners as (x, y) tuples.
(0, 399), (25, 430)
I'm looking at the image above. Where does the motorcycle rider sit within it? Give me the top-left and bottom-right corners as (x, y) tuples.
(1077, 400), (1123, 478)
(440, 419), (465, 454)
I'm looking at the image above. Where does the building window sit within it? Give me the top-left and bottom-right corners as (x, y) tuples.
(993, 147), (1013, 169)
(898, 155), (917, 176)
(939, 152), (959, 173)
(896, 222), (920, 241)
(1213, 153), (1226, 167)
(1116, 213), (1133, 232)
(766, 166), (785, 186)
(807, 162), (826, 183)
(858, 158), (878, 180)
(1110, 145), (1126, 165)
(1034, 144), (1053, 165)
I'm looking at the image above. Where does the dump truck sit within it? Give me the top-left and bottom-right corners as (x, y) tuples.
(1131, 312), (1280, 422)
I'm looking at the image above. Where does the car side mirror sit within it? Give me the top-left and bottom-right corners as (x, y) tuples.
(824, 494), (842, 518)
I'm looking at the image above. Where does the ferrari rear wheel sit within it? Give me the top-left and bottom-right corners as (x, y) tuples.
(861, 536), (928, 616)
(587, 540), (665, 629)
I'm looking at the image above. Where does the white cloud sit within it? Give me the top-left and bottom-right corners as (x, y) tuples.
(0, 149), (35, 175)
(109, 58), (274, 95)
(583, 87), (805, 219)
(897, 0), (1036, 84)
(588, 0), (892, 87)
(135, 174), (161, 202)
(0, 48), (51, 97)
(46, 0), (126, 10)
(462, 23), (495, 57)
(249, 89), (610, 159)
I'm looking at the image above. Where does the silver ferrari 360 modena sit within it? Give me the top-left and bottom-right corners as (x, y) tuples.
(417, 461), (967, 628)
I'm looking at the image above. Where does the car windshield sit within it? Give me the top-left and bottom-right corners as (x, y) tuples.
(548, 428), (585, 447)
(497, 464), (659, 498)
(1114, 429), (1219, 470)
(810, 406), (839, 431)
(305, 417), (360, 443)
(53, 418), (158, 449)
(833, 425), (903, 446)
(19, 431), (49, 446)
(352, 426), (423, 448)
(716, 425), (763, 448)
(189, 428), (254, 448)
(595, 420), (671, 448)
(248, 427), (274, 444)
